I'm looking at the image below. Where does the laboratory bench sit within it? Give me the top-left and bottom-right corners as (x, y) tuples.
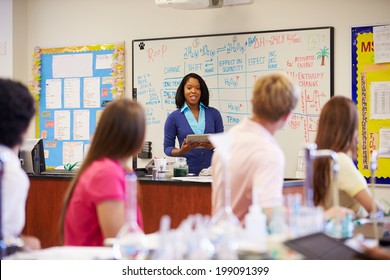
(23, 174), (304, 248)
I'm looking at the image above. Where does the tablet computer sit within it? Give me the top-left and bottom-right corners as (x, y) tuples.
(284, 232), (369, 260)
(185, 134), (210, 143)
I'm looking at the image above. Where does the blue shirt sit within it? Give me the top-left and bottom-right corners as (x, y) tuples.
(164, 106), (224, 175)
(181, 102), (206, 134)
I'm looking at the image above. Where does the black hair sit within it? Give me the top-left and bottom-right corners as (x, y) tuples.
(0, 79), (36, 148)
(175, 73), (210, 108)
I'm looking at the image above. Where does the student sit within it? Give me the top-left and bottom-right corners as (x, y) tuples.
(212, 73), (299, 222)
(62, 99), (146, 246)
(0, 78), (41, 250)
(164, 73), (224, 175)
(313, 96), (382, 217)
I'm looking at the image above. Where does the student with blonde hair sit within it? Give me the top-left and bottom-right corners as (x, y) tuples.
(212, 73), (299, 222)
(62, 99), (146, 246)
(313, 96), (382, 217)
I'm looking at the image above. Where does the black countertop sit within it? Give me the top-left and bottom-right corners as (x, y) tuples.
(29, 173), (304, 187)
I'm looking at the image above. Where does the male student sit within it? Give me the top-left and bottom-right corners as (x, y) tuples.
(211, 73), (299, 222)
(0, 78), (41, 250)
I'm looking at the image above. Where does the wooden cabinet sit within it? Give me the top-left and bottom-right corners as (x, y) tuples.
(22, 176), (71, 248)
(138, 180), (212, 234)
(23, 176), (303, 248)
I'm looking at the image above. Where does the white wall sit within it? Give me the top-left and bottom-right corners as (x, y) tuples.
(25, 0), (390, 100)
(12, 0), (28, 83)
(19, 0), (390, 188)
(0, 0), (13, 78)
(23, 0), (390, 151)
(0, 0), (27, 81)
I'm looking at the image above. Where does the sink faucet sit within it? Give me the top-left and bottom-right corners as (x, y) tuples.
(370, 149), (390, 240)
(304, 143), (339, 207)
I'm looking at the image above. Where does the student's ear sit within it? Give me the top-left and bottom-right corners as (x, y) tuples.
(281, 111), (291, 122)
(19, 118), (35, 146)
(277, 112), (292, 129)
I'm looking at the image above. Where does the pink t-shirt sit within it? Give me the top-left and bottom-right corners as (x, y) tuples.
(64, 158), (143, 246)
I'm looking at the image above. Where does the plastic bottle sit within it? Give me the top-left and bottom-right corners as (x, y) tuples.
(243, 205), (267, 253)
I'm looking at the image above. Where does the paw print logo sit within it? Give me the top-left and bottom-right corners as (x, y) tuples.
(193, 38), (200, 48)
(139, 42), (145, 50)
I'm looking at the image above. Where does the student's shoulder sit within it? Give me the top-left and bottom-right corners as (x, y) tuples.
(337, 152), (355, 166)
(87, 158), (124, 176)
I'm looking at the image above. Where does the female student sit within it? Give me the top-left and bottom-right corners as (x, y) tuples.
(164, 73), (224, 175)
(62, 99), (146, 246)
(313, 96), (382, 217)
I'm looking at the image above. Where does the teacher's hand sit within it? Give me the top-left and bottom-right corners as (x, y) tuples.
(179, 139), (199, 155)
(198, 141), (214, 150)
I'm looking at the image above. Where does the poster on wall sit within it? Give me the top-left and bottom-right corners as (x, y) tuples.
(352, 25), (390, 184)
(29, 43), (125, 168)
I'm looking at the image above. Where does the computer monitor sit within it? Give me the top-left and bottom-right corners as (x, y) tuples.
(19, 138), (46, 175)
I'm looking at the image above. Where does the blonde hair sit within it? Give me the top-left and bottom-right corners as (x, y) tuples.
(251, 73), (298, 121)
(60, 98), (146, 241)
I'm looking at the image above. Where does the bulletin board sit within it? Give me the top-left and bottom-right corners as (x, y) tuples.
(352, 25), (390, 184)
(133, 27), (334, 178)
(30, 43), (125, 168)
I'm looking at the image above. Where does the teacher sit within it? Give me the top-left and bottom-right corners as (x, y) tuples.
(164, 73), (224, 175)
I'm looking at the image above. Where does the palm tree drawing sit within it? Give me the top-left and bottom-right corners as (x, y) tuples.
(316, 46), (329, 66)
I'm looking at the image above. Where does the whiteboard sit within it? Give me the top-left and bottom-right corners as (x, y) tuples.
(132, 27), (333, 178)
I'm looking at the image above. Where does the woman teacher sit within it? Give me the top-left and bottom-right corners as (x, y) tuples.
(164, 73), (224, 175)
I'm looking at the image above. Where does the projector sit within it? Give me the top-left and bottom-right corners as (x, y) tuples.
(155, 0), (254, 10)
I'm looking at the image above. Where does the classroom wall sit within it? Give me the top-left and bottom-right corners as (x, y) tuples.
(16, 0), (390, 193)
(0, 0), (13, 78)
(0, 0), (28, 80)
(12, 0), (28, 83)
(24, 0), (390, 127)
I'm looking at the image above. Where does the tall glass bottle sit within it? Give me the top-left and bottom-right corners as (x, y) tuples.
(208, 133), (241, 259)
(113, 172), (148, 259)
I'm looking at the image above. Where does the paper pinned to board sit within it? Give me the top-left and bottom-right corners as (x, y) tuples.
(373, 25), (390, 64)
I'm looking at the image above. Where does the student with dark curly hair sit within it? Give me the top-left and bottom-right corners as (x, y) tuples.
(163, 73), (224, 175)
(0, 78), (40, 250)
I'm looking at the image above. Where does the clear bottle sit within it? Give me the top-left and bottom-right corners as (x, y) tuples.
(173, 157), (188, 177)
(208, 158), (241, 260)
(207, 133), (241, 260)
(113, 173), (148, 259)
(243, 205), (267, 253)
